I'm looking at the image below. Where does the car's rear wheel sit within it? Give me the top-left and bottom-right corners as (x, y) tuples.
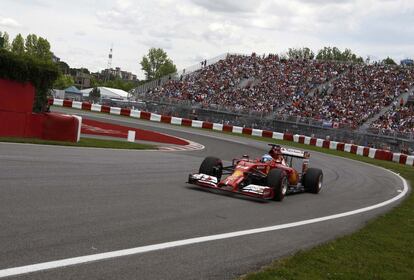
(304, 168), (323, 193)
(199, 156), (223, 181)
(267, 169), (288, 201)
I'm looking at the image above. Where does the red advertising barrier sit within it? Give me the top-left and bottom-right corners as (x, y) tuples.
(0, 79), (34, 112)
(42, 113), (80, 142)
(262, 130), (273, 138)
(283, 133), (294, 141)
(161, 115), (172, 123)
(202, 122), (214, 129)
(181, 119), (192, 126)
(24, 113), (45, 138)
(0, 111), (27, 137)
(82, 102), (92, 110)
(120, 108), (131, 116)
(223, 124), (233, 132)
(242, 127), (252, 135)
(101, 105), (110, 114)
(140, 111), (151, 120)
(0, 79), (81, 142)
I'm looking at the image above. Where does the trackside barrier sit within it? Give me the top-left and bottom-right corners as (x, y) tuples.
(49, 98), (414, 167)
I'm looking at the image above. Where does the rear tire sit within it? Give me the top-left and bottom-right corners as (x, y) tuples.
(304, 168), (323, 194)
(199, 156), (223, 181)
(267, 169), (288, 201)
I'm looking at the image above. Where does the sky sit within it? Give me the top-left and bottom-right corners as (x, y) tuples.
(1, 0), (413, 79)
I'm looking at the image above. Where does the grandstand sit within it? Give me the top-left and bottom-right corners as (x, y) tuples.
(130, 53), (414, 153)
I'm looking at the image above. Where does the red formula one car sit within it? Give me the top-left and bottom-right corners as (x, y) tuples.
(188, 144), (323, 201)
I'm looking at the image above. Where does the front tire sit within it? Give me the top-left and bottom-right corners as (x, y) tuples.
(267, 169), (288, 201)
(199, 156), (223, 181)
(304, 168), (323, 193)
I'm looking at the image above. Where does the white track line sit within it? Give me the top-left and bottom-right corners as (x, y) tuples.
(0, 168), (408, 278)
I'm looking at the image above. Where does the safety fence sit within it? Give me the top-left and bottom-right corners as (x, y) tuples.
(50, 98), (414, 167)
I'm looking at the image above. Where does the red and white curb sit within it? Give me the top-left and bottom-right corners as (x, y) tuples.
(158, 139), (205, 152)
(50, 98), (414, 167)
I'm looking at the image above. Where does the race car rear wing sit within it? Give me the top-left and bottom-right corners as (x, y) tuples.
(268, 144), (310, 159)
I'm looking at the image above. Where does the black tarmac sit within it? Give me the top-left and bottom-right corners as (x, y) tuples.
(0, 107), (406, 279)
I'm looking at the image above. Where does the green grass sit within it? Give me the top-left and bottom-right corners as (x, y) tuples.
(0, 137), (155, 150)
(238, 136), (414, 280)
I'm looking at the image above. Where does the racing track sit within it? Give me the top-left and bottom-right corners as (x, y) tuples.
(0, 107), (409, 280)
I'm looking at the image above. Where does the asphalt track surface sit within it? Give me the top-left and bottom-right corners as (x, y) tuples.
(0, 107), (408, 279)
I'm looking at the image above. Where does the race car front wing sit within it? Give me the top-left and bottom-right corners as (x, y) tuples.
(188, 173), (273, 199)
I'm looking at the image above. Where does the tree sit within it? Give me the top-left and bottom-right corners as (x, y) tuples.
(0, 31), (11, 50)
(382, 57), (397, 65)
(35, 37), (52, 61)
(89, 87), (101, 103)
(316, 46), (363, 63)
(102, 78), (136, 92)
(11, 34), (25, 55)
(25, 34), (38, 56)
(53, 74), (74, 89)
(140, 48), (177, 81)
(57, 61), (70, 75)
(287, 47), (315, 60)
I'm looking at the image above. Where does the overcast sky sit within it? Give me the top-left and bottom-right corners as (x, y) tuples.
(1, 0), (413, 79)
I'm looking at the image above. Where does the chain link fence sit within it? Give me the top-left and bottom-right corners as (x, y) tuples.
(134, 99), (413, 153)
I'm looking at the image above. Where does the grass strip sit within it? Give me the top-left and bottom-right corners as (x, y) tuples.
(239, 136), (414, 280)
(0, 137), (155, 150)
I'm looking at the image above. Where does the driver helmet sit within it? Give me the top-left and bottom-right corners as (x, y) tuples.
(261, 154), (273, 163)
(269, 145), (282, 158)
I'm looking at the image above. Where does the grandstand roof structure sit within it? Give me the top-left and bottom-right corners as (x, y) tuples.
(81, 87), (129, 100)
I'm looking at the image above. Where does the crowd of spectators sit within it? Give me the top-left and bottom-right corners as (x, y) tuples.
(141, 54), (414, 132)
(280, 64), (414, 127)
(145, 54), (348, 113)
(370, 104), (414, 134)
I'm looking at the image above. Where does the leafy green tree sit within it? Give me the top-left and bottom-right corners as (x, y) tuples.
(382, 57), (397, 65)
(57, 61), (70, 75)
(53, 74), (74, 89)
(0, 31), (11, 50)
(25, 34), (38, 56)
(140, 48), (177, 81)
(316, 46), (363, 63)
(35, 37), (52, 61)
(89, 87), (101, 102)
(287, 47), (315, 60)
(103, 78), (136, 92)
(11, 34), (25, 55)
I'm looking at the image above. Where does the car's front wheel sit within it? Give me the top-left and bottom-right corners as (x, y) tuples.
(267, 169), (288, 201)
(199, 156), (223, 181)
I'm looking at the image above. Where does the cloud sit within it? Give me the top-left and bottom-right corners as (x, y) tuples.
(0, 16), (21, 28)
(191, 0), (260, 13)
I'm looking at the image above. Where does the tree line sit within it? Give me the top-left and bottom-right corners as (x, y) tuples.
(286, 46), (397, 65)
(0, 31), (53, 62)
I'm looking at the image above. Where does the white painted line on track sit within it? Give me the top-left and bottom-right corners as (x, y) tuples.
(0, 170), (409, 278)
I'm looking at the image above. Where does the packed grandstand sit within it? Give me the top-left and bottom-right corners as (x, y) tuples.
(134, 53), (414, 138)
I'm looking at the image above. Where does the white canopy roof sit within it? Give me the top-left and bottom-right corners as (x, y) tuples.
(80, 87), (129, 99)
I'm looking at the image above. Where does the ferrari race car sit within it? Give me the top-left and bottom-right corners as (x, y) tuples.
(188, 144), (323, 201)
